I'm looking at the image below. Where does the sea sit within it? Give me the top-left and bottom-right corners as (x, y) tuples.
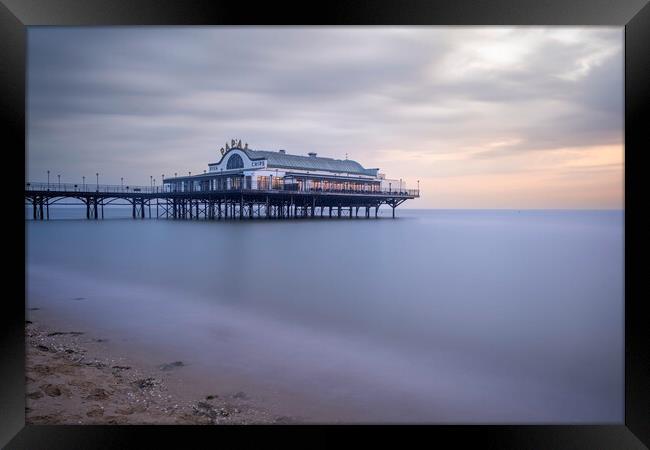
(25, 207), (624, 423)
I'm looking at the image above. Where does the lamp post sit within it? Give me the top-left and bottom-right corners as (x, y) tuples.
(96, 173), (99, 192)
(389, 182), (392, 193)
(150, 175), (153, 191)
(57, 174), (61, 190)
(417, 180), (420, 194)
(399, 178), (402, 193)
(47, 170), (50, 190)
(121, 177), (124, 191)
(82, 176), (85, 191)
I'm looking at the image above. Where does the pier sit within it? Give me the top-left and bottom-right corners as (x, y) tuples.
(24, 182), (419, 220)
(25, 141), (421, 220)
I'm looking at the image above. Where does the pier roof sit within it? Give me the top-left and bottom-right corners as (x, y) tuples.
(212, 147), (379, 177)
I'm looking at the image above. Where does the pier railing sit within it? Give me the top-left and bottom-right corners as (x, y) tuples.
(26, 182), (419, 197)
(25, 182), (159, 194)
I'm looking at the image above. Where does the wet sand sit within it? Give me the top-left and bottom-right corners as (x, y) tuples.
(25, 319), (291, 425)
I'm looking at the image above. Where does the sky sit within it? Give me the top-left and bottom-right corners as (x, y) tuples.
(27, 27), (623, 208)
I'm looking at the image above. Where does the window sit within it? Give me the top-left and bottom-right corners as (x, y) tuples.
(257, 176), (269, 190)
(226, 153), (244, 170)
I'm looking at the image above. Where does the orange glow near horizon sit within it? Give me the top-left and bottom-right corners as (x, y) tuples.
(399, 144), (624, 209)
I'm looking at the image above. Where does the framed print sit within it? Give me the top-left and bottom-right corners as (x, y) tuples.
(1, 0), (649, 448)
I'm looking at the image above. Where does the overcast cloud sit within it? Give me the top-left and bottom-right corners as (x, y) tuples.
(27, 27), (623, 208)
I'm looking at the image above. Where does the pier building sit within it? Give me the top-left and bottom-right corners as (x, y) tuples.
(163, 140), (407, 195)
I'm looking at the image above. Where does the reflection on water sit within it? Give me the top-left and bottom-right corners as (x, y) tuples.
(26, 209), (624, 423)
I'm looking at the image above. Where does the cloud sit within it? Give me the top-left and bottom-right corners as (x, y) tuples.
(27, 27), (623, 208)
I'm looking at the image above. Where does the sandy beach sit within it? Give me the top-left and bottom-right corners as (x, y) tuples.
(25, 318), (288, 425)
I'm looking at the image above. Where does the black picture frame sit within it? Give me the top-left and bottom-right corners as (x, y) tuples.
(2, 0), (648, 447)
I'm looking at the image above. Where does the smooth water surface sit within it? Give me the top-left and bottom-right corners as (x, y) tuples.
(26, 209), (624, 423)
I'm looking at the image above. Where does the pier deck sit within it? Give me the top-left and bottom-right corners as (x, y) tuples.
(25, 182), (419, 220)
